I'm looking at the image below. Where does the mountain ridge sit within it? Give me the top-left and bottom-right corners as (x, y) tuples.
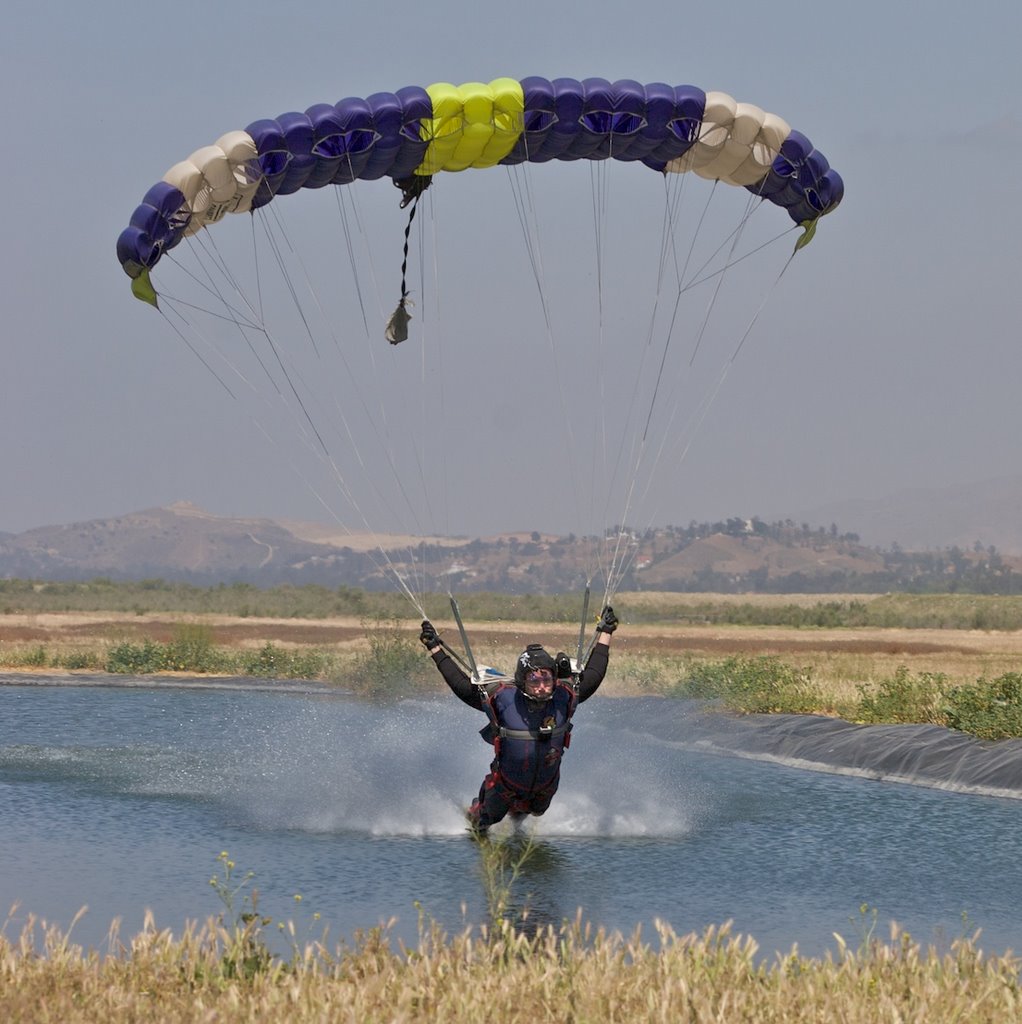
(3, 477), (1022, 592)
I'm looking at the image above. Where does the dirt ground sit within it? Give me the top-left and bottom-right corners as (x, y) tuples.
(4, 611), (1022, 679)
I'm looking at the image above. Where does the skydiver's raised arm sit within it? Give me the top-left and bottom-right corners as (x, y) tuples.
(420, 620), (484, 710)
(577, 605), (617, 703)
(431, 650), (484, 710)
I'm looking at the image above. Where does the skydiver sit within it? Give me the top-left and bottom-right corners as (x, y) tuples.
(419, 606), (618, 836)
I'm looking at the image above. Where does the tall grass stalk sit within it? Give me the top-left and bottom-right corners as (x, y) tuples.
(474, 832), (538, 932)
(1, 910), (1018, 1022)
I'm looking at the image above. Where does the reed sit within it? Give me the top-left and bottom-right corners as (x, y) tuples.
(2, 905), (1018, 1022)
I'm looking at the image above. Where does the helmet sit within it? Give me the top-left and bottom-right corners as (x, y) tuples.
(514, 643), (556, 702)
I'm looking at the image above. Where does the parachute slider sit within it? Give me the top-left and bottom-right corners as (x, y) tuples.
(385, 297), (412, 344)
(386, 174), (433, 344)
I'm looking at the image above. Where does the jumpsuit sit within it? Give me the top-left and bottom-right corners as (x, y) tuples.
(431, 643), (609, 829)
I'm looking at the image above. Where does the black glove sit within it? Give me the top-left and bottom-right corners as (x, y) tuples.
(597, 605), (618, 634)
(419, 620), (440, 650)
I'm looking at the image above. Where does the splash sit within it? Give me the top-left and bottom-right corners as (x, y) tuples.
(218, 697), (699, 838)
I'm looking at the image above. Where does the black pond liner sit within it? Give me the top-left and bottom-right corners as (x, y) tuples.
(603, 697), (1022, 801)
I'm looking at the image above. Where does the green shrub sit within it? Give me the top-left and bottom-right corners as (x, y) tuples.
(243, 642), (328, 680)
(944, 672), (1022, 740)
(59, 650), (102, 670)
(23, 645), (49, 667)
(855, 667), (949, 725)
(165, 624), (230, 673)
(106, 639), (168, 674)
(668, 656), (821, 714)
(343, 617), (429, 700)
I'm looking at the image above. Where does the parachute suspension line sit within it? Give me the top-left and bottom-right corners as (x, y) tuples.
(192, 207), (430, 587)
(157, 292), (425, 616)
(247, 418), (428, 620)
(260, 204), (323, 360)
(502, 158), (609, 601)
(247, 215), (339, 456)
(598, 181), (774, 603)
(155, 283), (260, 332)
(155, 305), (237, 398)
(260, 192), (435, 610)
(576, 159), (617, 587)
(659, 170), (693, 294)
(503, 164), (552, 334)
(335, 149), (393, 341)
(162, 245), (284, 398)
(403, 189), (449, 604)
(638, 211), (799, 515)
(589, 173), (684, 561)
(332, 185), (372, 337)
(684, 196), (761, 370)
(156, 214), (437, 622)
(502, 162), (587, 543)
(250, 212), (266, 328)
(729, 246), (799, 364)
(424, 186), (453, 554)
(638, 180), (722, 444)
(679, 225), (796, 293)
(257, 199), (437, 544)
(327, 185), (441, 600)
(589, 159), (609, 325)
(584, 173), (690, 602)
(592, 173), (685, 567)
(333, 189), (443, 595)
(191, 227), (260, 326)
(157, 288), (430, 614)
(638, 179), (754, 446)
(161, 252), (262, 331)
(575, 583), (592, 668)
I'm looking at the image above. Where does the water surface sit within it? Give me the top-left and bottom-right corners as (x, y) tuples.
(2, 679), (1020, 959)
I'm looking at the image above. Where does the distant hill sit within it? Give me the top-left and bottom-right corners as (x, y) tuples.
(0, 503), (352, 585)
(785, 475), (1022, 552)
(3, 502), (1022, 593)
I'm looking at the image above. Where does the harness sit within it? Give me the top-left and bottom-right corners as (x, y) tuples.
(474, 679), (578, 793)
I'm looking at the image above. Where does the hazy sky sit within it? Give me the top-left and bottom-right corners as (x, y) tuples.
(3, 0), (1020, 541)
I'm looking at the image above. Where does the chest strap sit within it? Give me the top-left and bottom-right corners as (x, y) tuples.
(498, 724), (569, 740)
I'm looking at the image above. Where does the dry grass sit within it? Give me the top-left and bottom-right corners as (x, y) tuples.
(3, 606), (1022, 704)
(1, 910), (1018, 1023)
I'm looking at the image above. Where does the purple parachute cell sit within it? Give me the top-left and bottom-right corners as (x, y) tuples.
(117, 77), (842, 282)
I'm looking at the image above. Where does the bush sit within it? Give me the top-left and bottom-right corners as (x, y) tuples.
(165, 624), (230, 673)
(23, 645), (49, 667)
(59, 650), (102, 670)
(343, 617), (429, 700)
(106, 639), (168, 674)
(855, 667), (949, 725)
(944, 672), (1022, 740)
(668, 656), (821, 714)
(243, 642), (328, 680)
(105, 627), (232, 675)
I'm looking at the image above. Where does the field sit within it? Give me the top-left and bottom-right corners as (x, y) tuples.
(4, 590), (1022, 699)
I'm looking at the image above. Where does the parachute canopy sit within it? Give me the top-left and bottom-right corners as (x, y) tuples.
(116, 76), (843, 292)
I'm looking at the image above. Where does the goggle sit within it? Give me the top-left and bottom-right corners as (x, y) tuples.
(525, 669), (554, 684)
